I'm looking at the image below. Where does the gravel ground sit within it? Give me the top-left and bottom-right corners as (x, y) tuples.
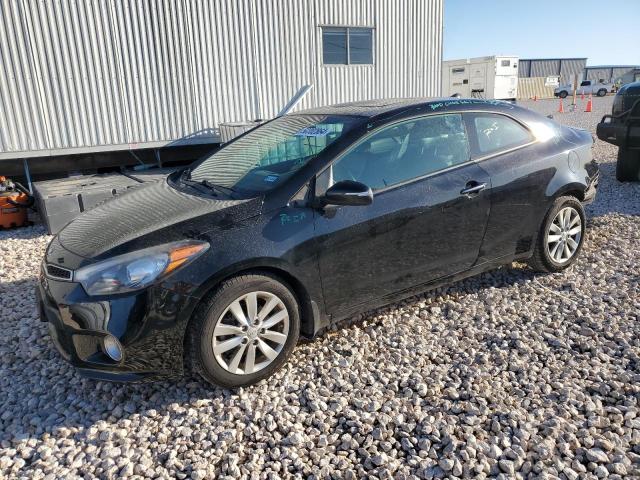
(1, 95), (639, 479)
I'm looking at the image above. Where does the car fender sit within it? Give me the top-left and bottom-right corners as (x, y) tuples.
(545, 176), (588, 202)
(190, 256), (326, 338)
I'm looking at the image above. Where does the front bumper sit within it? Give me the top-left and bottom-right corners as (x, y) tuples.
(38, 269), (198, 382)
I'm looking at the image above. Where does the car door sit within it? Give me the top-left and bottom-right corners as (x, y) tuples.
(464, 111), (547, 264)
(313, 113), (491, 315)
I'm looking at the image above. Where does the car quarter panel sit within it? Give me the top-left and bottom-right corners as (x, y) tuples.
(474, 135), (592, 264)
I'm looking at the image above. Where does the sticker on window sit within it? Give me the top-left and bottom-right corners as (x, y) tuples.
(263, 175), (279, 183)
(295, 126), (329, 137)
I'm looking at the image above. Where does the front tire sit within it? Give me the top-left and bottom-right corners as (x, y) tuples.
(597, 88), (607, 97)
(186, 273), (300, 388)
(616, 148), (640, 182)
(559, 91), (568, 99)
(528, 196), (586, 273)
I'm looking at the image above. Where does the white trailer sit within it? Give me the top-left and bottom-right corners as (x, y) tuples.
(442, 56), (519, 101)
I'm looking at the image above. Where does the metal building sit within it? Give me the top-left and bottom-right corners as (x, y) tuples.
(584, 65), (640, 85)
(0, 0), (443, 164)
(518, 58), (587, 84)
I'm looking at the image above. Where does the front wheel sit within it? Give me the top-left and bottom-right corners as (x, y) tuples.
(186, 273), (300, 388)
(559, 90), (568, 99)
(528, 196), (586, 273)
(597, 89), (607, 97)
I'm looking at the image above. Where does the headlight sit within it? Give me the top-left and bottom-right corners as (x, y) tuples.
(75, 240), (209, 296)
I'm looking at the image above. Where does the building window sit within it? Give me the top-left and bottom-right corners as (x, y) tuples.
(322, 27), (373, 65)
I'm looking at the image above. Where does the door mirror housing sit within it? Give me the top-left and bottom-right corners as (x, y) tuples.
(319, 180), (373, 207)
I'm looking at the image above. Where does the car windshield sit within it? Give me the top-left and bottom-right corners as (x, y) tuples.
(188, 114), (362, 195)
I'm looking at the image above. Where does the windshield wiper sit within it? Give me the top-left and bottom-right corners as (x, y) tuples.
(179, 169), (234, 198)
(180, 177), (218, 196)
(201, 180), (235, 197)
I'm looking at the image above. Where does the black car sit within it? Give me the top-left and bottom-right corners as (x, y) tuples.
(38, 98), (599, 388)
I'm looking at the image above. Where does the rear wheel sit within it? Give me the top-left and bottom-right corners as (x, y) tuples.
(528, 196), (586, 273)
(559, 91), (568, 99)
(597, 88), (607, 97)
(186, 273), (300, 388)
(616, 148), (640, 182)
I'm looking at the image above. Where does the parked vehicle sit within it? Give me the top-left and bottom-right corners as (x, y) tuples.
(555, 79), (614, 98)
(596, 81), (640, 181)
(38, 98), (599, 388)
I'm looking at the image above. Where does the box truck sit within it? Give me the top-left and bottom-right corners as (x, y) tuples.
(442, 56), (519, 101)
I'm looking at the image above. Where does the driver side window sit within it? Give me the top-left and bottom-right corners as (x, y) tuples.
(316, 114), (470, 194)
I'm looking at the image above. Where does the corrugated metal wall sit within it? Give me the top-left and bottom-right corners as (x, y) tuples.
(0, 0), (443, 160)
(517, 77), (556, 100)
(611, 67), (633, 81)
(518, 60), (531, 78)
(529, 59), (560, 79)
(558, 58), (587, 84)
(584, 68), (612, 83)
(584, 66), (640, 83)
(519, 58), (587, 84)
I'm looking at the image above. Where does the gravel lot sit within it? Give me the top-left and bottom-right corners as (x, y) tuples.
(1, 96), (639, 479)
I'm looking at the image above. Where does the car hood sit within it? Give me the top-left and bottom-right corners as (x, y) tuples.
(56, 179), (261, 259)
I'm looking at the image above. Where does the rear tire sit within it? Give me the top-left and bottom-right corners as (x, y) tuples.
(559, 91), (568, 99)
(186, 273), (300, 388)
(597, 88), (607, 97)
(528, 196), (586, 273)
(616, 148), (640, 182)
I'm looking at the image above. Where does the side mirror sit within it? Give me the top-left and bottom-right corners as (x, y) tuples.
(319, 180), (373, 207)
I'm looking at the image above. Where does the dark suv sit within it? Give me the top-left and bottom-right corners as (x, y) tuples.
(596, 81), (640, 181)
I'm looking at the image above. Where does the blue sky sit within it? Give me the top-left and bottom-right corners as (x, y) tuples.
(444, 0), (640, 66)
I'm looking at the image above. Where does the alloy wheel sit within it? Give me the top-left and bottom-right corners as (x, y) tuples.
(212, 291), (290, 375)
(546, 206), (582, 264)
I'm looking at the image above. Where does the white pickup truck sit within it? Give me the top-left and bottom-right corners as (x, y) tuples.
(555, 80), (615, 98)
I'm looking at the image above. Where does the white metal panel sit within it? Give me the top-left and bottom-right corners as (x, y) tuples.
(251, 0), (317, 118)
(0, 0), (443, 159)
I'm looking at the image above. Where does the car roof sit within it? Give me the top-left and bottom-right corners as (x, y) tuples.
(292, 97), (521, 120)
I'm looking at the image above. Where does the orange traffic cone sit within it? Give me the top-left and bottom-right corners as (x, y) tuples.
(558, 99), (564, 113)
(580, 90), (585, 101)
(585, 94), (592, 112)
(533, 95), (538, 101)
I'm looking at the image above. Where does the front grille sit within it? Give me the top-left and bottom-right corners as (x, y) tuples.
(46, 264), (73, 281)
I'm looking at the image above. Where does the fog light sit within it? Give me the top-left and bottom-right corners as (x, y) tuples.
(103, 335), (123, 362)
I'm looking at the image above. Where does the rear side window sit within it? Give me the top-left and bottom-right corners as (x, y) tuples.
(318, 114), (470, 192)
(472, 114), (532, 155)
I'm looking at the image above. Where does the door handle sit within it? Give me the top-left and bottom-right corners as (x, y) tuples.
(460, 182), (486, 195)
